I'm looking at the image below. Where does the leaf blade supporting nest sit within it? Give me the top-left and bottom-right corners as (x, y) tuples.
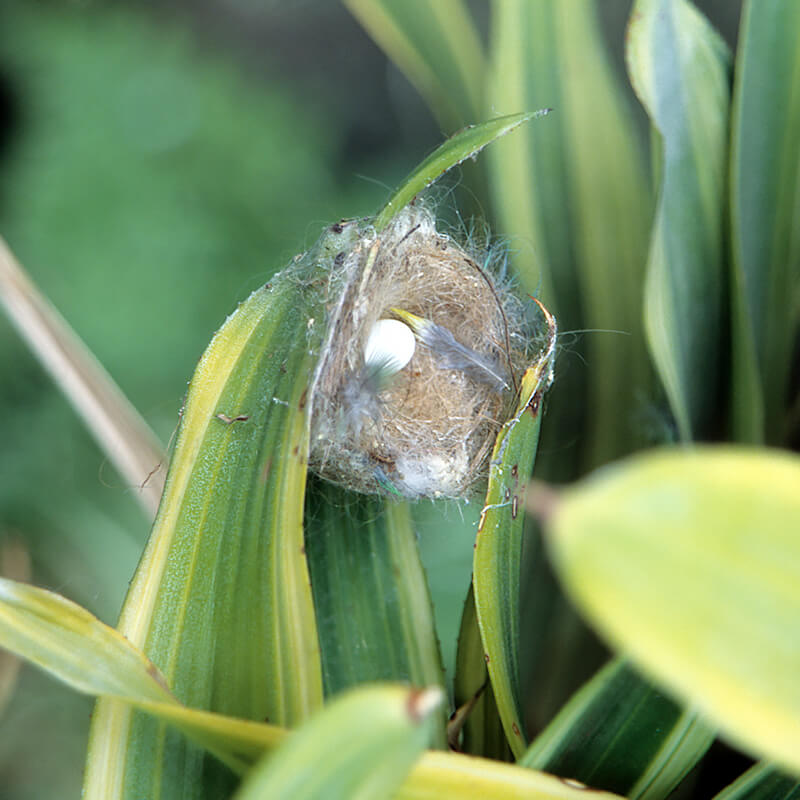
(545, 447), (800, 774)
(473, 300), (556, 758)
(83, 225), (360, 798)
(304, 478), (447, 748)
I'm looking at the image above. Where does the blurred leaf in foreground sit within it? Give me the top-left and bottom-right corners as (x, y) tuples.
(545, 447), (800, 774)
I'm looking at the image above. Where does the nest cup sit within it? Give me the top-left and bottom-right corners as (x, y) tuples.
(309, 206), (533, 499)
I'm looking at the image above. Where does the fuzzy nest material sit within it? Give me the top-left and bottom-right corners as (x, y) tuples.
(308, 206), (533, 499)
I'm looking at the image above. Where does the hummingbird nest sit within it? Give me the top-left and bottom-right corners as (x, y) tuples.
(308, 205), (535, 500)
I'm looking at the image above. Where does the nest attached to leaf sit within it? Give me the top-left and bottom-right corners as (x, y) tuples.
(308, 205), (534, 499)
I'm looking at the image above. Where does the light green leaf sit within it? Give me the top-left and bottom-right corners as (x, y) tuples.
(522, 657), (714, 800)
(0, 571), (625, 799)
(545, 447), (800, 774)
(626, 0), (731, 441)
(0, 576), (283, 774)
(728, 0), (800, 445)
(84, 224), (360, 797)
(234, 684), (442, 800)
(304, 478), (446, 747)
(473, 301), (556, 758)
(344, 0), (485, 130)
(0, 236), (165, 517)
(375, 111), (550, 231)
(486, 0), (652, 471)
(403, 751), (623, 800)
(714, 762), (800, 800)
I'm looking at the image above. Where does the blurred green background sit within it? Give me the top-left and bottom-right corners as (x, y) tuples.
(0, 1), (741, 797)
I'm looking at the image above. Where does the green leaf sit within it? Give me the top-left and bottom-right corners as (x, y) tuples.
(522, 657), (714, 799)
(0, 572), (624, 799)
(0, 576), (283, 775)
(374, 111), (550, 231)
(626, 0), (731, 441)
(728, 0), (800, 444)
(84, 225), (360, 797)
(486, 0), (652, 471)
(344, 0), (485, 130)
(452, 585), (510, 760)
(234, 684), (442, 800)
(473, 301), (556, 758)
(304, 478), (446, 747)
(714, 763), (800, 800)
(545, 447), (800, 774)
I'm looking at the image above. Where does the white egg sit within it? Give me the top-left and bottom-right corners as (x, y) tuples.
(364, 318), (416, 376)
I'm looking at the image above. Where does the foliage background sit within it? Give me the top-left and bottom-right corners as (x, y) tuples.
(0, 1), (743, 797)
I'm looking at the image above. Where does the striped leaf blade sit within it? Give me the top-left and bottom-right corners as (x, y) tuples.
(82, 226), (360, 798)
(626, 0), (731, 441)
(522, 657), (714, 800)
(486, 0), (652, 471)
(304, 479), (446, 747)
(343, 0), (485, 130)
(728, 0), (800, 444)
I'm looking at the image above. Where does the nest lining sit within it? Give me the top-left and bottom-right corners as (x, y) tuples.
(309, 207), (531, 499)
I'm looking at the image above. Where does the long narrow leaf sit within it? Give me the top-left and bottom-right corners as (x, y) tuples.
(487, 0), (652, 469)
(83, 225), (359, 797)
(0, 236), (164, 516)
(626, 0), (731, 440)
(344, 0), (485, 130)
(545, 447), (800, 774)
(473, 300), (556, 757)
(728, 0), (800, 444)
(304, 478), (446, 747)
(522, 657), (714, 800)
(452, 584), (510, 760)
(375, 111), (550, 231)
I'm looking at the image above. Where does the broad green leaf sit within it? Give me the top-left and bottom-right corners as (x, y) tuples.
(522, 657), (714, 800)
(714, 763), (800, 800)
(304, 478), (446, 747)
(452, 584), (510, 760)
(728, 0), (800, 444)
(344, 0), (485, 130)
(235, 684), (442, 800)
(473, 301), (556, 757)
(626, 0), (731, 441)
(486, 0), (652, 472)
(0, 570), (624, 799)
(545, 447), (800, 774)
(375, 111), (550, 231)
(83, 225), (360, 797)
(0, 236), (164, 517)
